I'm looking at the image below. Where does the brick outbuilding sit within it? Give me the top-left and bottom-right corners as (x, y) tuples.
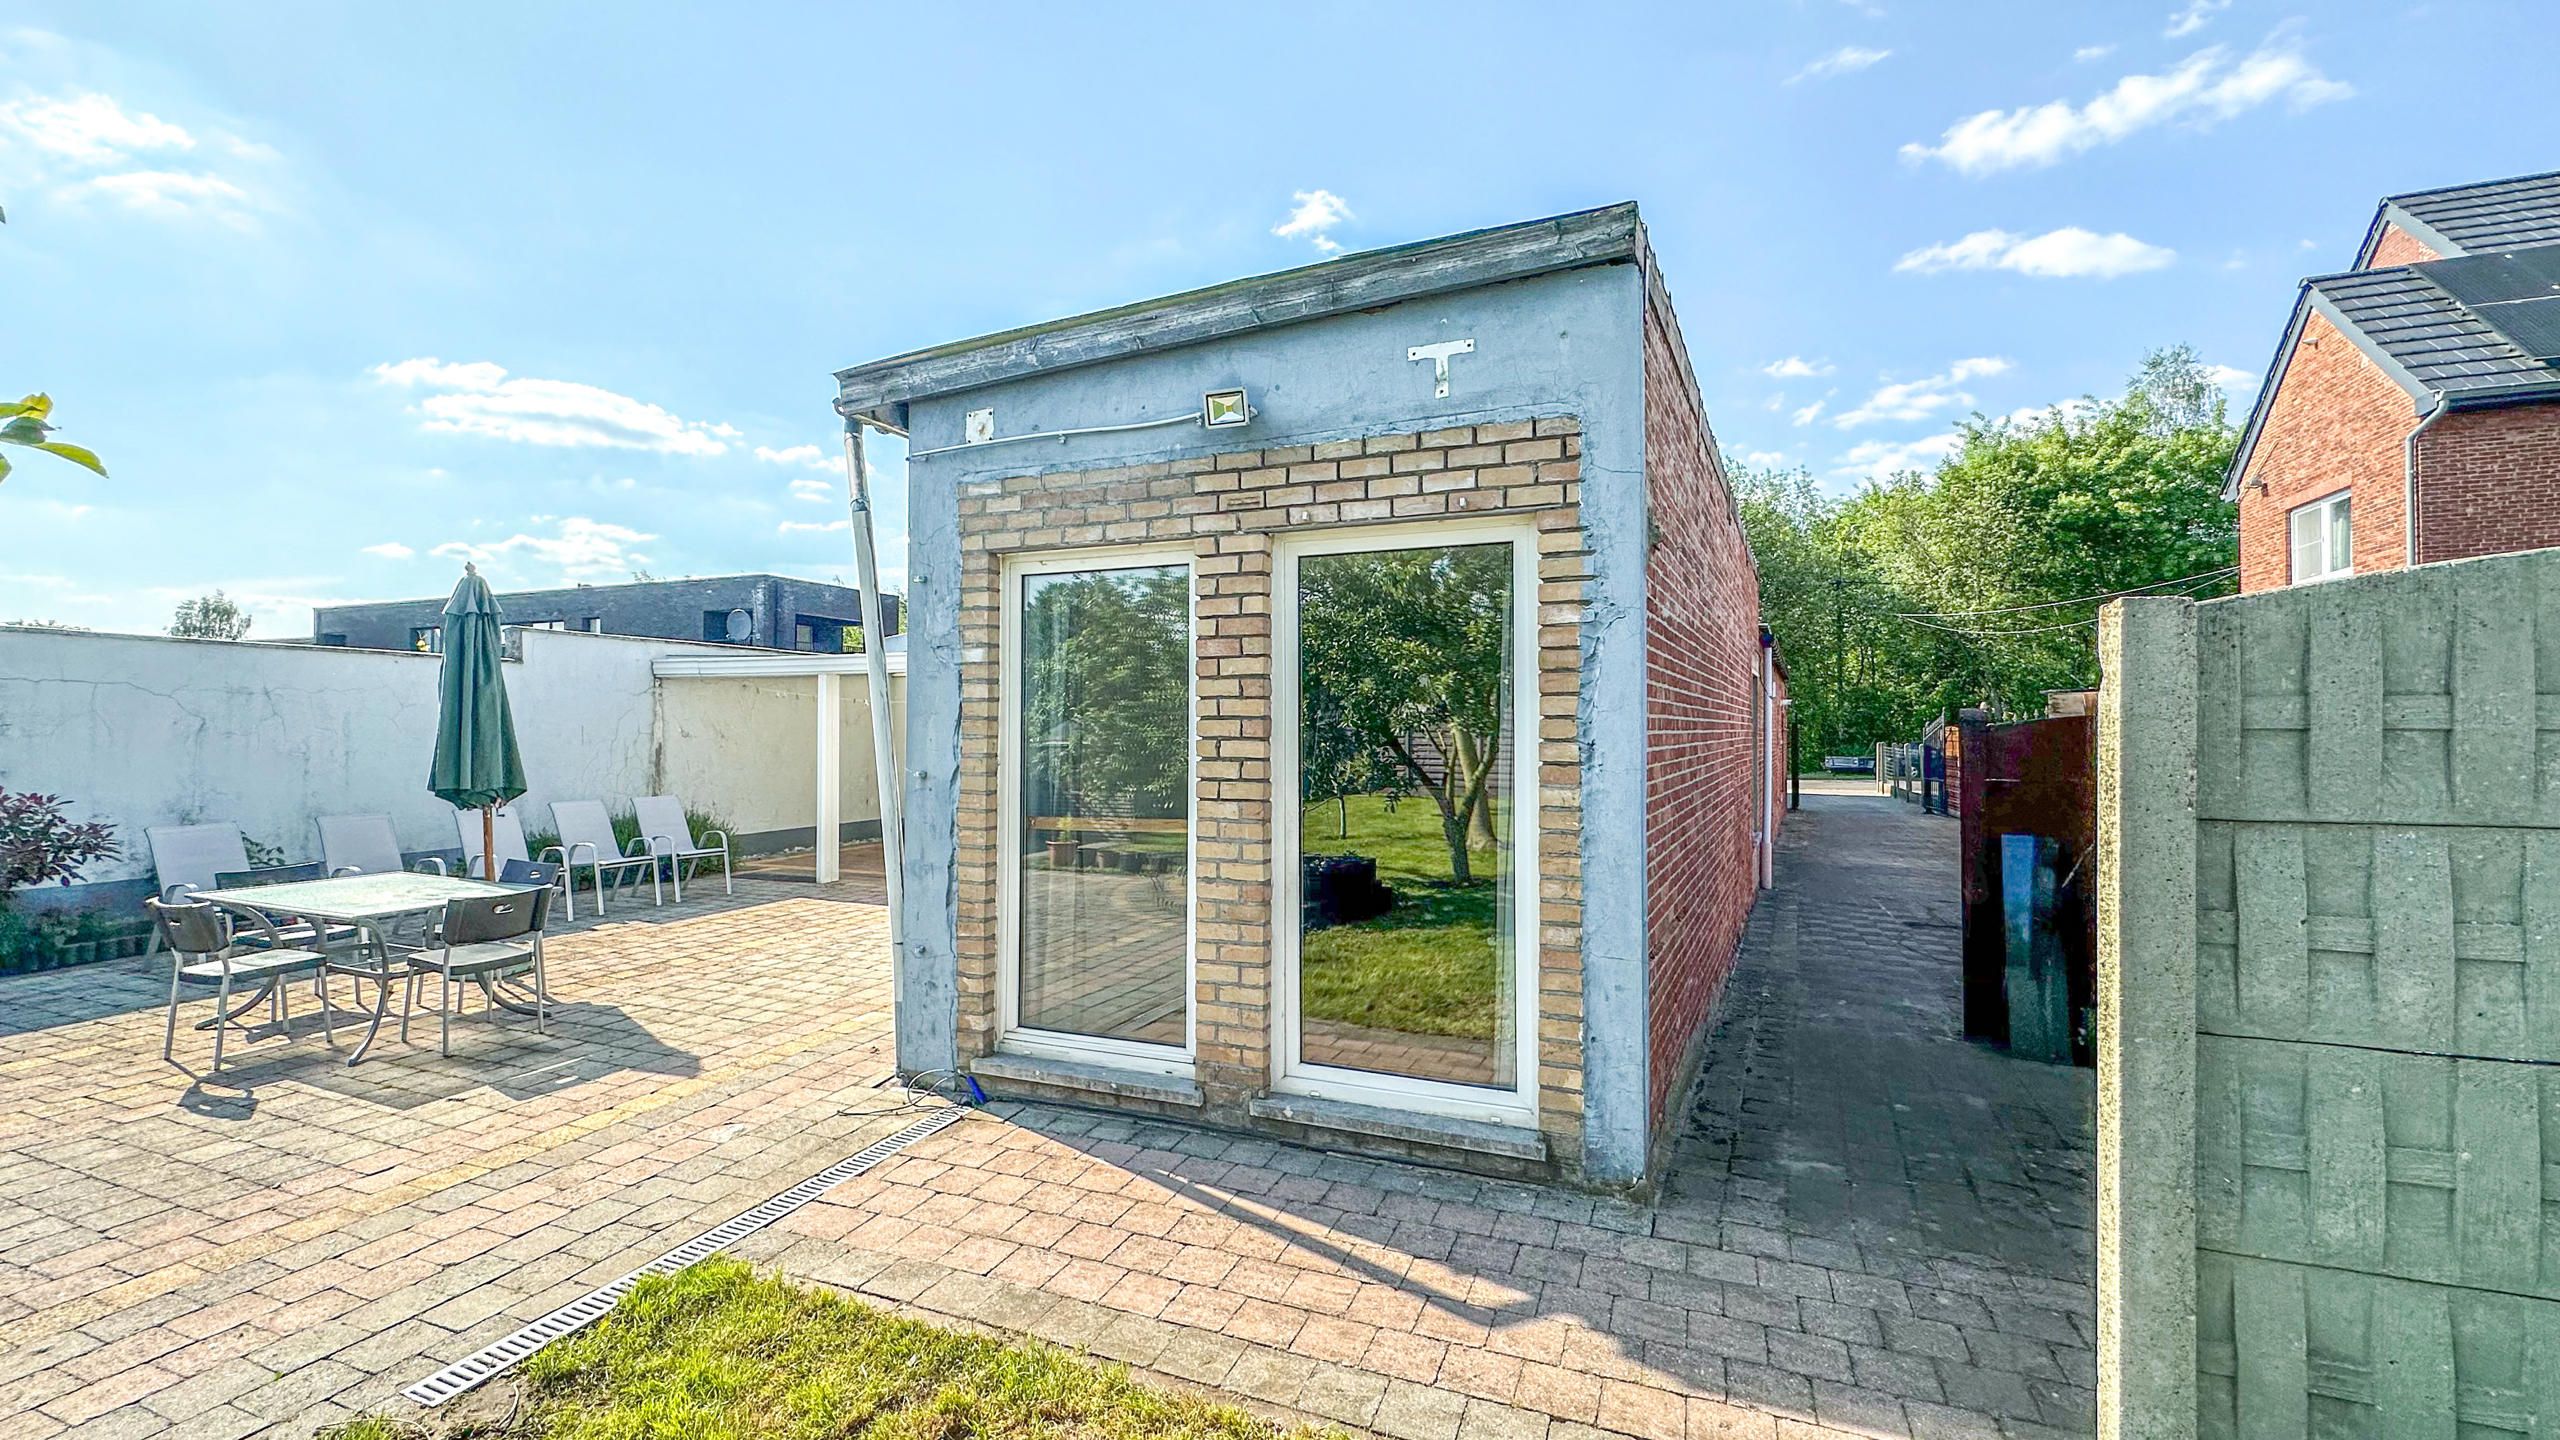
(2231, 171), (2560, 591)
(833, 205), (1783, 1188)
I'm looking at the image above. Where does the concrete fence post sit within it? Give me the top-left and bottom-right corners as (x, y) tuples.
(2095, 596), (2198, 1440)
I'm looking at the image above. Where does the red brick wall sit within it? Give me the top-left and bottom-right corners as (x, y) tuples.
(1768, 662), (1788, 866)
(2236, 310), (2416, 592)
(2415, 405), (2560, 564)
(2363, 221), (2441, 268)
(1640, 264), (1766, 1132)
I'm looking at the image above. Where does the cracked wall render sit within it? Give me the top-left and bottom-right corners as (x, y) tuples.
(0, 627), (893, 890)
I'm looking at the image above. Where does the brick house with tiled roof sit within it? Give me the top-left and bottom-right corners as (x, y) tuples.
(2230, 170), (2560, 592)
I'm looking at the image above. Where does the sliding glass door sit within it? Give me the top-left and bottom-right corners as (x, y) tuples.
(1277, 526), (1538, 1123)
(1003, 553), (1193, 1065)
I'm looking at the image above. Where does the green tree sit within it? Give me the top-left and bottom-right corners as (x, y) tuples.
(170, 591), (252, 641)
(0, 395), (106, 485)
(1298, 545), (1509, 881)
(1739, 346), (2241, 758)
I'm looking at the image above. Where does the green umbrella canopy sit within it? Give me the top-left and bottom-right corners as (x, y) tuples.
(428, 564), (528, 816)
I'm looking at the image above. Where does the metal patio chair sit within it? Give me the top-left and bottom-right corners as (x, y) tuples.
(401, 887), (552, 1057)
(149, 897), (333, 1072)
(319, 813), (443, 877)
(543, 801), (660, 915)
(456, 806), (580, 920)
(143, 823), (255, 959)
(633, 795), (732, 902)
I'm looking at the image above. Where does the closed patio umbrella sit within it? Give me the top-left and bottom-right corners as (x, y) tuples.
(428, 563), (526, 879)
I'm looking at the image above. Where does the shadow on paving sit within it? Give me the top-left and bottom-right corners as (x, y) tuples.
(761, 793), (2097, 1440)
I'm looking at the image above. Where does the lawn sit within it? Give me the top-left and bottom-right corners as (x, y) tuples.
(323, 1258), (1320, 1440)
(1298, 794), (1503, 1040)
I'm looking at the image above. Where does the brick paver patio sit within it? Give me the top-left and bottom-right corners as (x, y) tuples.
(0, 864), (913, 1438)
(4, 796), (2094, 1439)
(739, 792), (2095, 1440)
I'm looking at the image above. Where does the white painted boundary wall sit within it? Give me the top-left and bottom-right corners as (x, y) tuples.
(0, 626), (898, 889)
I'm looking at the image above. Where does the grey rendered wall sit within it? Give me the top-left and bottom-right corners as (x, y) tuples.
(2097, 548), (2560, 1436)
(892, 262), (1656, 1180)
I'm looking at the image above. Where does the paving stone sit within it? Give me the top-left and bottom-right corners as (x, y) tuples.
(8, 805), (2097, 1440)
(1882, 1313), (1972, 1363)
(1376, 1378), (1471, 1440)
(1765, 1329), (1854, 1384)
(1811, 1380), (1913, 1438)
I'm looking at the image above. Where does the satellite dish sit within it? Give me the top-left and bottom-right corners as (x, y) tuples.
(725, 608), (754, 644)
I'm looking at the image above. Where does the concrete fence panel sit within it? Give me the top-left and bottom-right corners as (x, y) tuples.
(2098, 548), (2560, 1438)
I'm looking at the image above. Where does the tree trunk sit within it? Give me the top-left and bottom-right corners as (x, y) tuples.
(1438, 806), (1474, 885)
(1454, 726), (1501, 850)
(1386, 733), (1472, 884)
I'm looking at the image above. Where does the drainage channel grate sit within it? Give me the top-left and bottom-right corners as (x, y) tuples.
(403, 1106), (965, 1409)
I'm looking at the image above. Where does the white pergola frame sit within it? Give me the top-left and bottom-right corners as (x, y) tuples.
(649, 649), (905, 885)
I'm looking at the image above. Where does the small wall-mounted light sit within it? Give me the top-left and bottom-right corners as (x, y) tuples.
(1203, 389), (1251, 428)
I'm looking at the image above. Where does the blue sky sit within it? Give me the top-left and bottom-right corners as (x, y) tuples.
(5, 1), (2552, 636)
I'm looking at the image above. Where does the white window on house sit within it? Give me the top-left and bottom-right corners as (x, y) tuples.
(999, 551), (1196, 1072)
(2289, 491), (2353, 584)
(1273, 522), (1541, 1129)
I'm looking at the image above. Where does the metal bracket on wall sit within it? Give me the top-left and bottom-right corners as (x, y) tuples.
(1408, 338), (1475, 399)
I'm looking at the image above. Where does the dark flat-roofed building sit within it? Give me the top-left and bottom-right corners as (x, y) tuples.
(313, 573), (902, 653)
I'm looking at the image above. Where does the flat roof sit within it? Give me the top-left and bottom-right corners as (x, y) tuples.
(833, 203), (1643, 426)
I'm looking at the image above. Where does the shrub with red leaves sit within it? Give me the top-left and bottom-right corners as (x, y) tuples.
(0, 790), (118, 892)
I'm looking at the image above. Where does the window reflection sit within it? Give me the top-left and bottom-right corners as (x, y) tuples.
(1017, 564), (1191, 1045)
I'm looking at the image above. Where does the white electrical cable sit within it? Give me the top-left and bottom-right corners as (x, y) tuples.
(906, 410), (1206, 460)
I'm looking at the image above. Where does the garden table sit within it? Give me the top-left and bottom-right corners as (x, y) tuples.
(195, 871), (535, 1065)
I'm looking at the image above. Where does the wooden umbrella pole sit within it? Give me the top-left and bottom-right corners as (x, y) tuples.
(483, 806), (497, 881)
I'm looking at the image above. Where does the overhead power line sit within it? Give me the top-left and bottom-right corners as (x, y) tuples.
(1892, 565), (2236, 620)
(1896, 569), (2235, 640)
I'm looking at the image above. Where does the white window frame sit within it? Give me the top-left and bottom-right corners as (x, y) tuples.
(996, 546), (1198, 1077)
(1271, 520), (1543, 1129)
(2288, 490), (2354, 584)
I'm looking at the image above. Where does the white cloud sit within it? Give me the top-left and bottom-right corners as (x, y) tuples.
(1791, 399), (1828, 427)
(2074, 43), (2118, 63)
(1740, 450), (1792, 467)
(1895, 226), (2176, 279)
(359, 542), (415, 560)
(788, 477), (835, 503)
(1762, 356), (1835, 379)
(2205, 363), (2258, 392)
(1834, 433), (1963, 484)
(371, 359), (737, 456)
(2165, 0), (2231, 38)
(1274, 189), (1353, 253)
(2000, 398), (2100, 428)
(0, 89), (265, 225)
(1834, 358), (2010, 429)
(430, 517), (655, 581)
(779, 518), (851, 535)
(69, 169), (252, 222)
(1788, 46), (1891, 84)
(754, 442), (836, 471)
(0, 91), (192, 165)
(1901, 36), (2353, 175)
